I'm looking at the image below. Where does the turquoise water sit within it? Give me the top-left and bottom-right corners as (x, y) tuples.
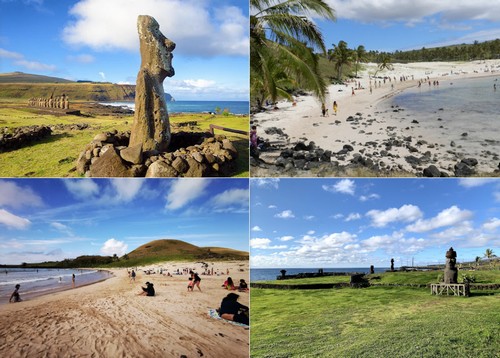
(0, 268), (111, 303)
(102, 99), (249, 115)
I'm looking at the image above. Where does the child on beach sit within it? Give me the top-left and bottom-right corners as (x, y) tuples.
(222, 277), (235, 290)
(188, 277), (194, 291)
(9, 284), (22, 303)
(333, 101), (338, 115)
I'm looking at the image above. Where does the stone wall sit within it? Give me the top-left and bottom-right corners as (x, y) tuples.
(0, 125), (52, 152)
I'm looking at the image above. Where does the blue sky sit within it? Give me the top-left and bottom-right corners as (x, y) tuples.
(0, 178), (249, 265)
(315, 0), (500, 53)
(250, 178), (500, 268)
(0, 0), (249, 100)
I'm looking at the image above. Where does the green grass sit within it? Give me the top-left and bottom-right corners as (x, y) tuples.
(257, 275), (351, 285)
(251, 286), (500, 357)
(0, 107), (249, 177)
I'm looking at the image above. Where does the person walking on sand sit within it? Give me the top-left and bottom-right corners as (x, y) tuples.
(321, 102), (326, 117)
(333, 101), (338, 116)
(351, 87), (355, 96)
(130, 269), (136, 283)
(9, 284), (22, 303)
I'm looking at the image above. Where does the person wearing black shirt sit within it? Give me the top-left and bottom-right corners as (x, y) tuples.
(219, 293), (248, 325)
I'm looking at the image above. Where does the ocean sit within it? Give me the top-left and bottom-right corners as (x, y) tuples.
(0, 268), (111, 304)
(385, 74), (500, 146)
(251, 267), (390, 282)
(101, 99), (249, 115)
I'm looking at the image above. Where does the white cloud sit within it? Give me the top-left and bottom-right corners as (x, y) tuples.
(331, 213), (344, 219)
(100, 238), (128, 256)
(63, 179), (100, 200)
(251, 226), (262, 232)
(252, 178), (280, 189)
(0, 48), (56, 71)
(275, 210), (295, 219)
(345, 212), (362, 222)
(50, 222), (73, 236)
(110, 178), (143, 202)
(326, 0), (500, 24)
(307, 230), (315, 235)
(359, 194), (380, 202)
(0, 180), (43, 209)
(279, 236), (294, 241)
(367, 204), (423, 227)
(67, 54), (95, 63)
(62, 0), (248, 57)
(165, 179), (209, 210)
(482, 218), (500, 231)
(406, 206), (473, 233)
(295, 232), (356, 256)
(0, 209), (31, 229)
(250, 238), (286, 250)
(98, 71), (106, 80)
(303, 215), (315, 220)
(211, 188), (249, 210)
(458, 178), (498, 188)
(322, 179), (355, 195)
(0, 48), (23, 59)
(268, 205), (277, 209)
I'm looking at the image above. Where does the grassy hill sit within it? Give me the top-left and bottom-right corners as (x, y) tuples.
(115, 239), (249, 267)
(0, 72), (135, 101)
(0, 72), (73, 83)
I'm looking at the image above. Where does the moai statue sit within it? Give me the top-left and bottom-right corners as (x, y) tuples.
(390, 258), (395, 272)
(444, 247), (458, 284)
(280, 269), (287, 279)
(129, 15), (175, 152)
(64, 96), (69, 109)
(49, 96), (53, 108)
(61, 94), (66, 109)
(370, 265), (375, 274)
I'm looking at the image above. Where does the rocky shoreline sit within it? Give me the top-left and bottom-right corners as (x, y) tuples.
(251, 107), (500, 177)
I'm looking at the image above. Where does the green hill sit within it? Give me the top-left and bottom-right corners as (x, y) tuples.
(117, 239), (249, 267)
(0, 72), (135, 101)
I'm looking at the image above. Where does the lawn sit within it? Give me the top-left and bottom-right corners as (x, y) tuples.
(251, 270), (500, 357)
(0, 106), (249, 177)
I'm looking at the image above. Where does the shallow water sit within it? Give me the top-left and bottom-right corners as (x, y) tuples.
(0, 268), (110, 304)
(388, 75), (500, 145)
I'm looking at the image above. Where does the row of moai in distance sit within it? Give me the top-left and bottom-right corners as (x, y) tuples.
(28, 94), (70, 109)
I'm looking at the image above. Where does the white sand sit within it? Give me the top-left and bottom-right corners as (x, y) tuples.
(0, 261), (249, 357)
(251, 60), (500, 176)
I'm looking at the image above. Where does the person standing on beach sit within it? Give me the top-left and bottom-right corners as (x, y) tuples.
(333, 101), (338, 116)
(131, 270), (136, 283)
(351, 87), (355, 96)
(321, 102), (326, 117)
(9, 284), (22, 303)
(72, 274), (75, 288)
(190, 270), (202, 292)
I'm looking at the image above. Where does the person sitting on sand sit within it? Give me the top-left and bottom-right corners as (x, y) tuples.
(139, 282), (155, 296)
(9, 284), (22, 303)
(222, 277), (235, 290)
(238, 279), (248, 292)
(218, 293), (249, 325)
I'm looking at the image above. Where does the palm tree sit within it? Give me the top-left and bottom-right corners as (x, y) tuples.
(354, 45), (367, 78)
(484, 248), (496, 259)
(250, 0), (335, 106)
(373, 53), (393, 77)
(328, 40), (353, 81)
(475, 256), (481, 267)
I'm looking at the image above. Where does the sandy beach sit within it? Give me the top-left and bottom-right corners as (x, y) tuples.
(0, 261), (249, 358)
(251, 60), (500, 177)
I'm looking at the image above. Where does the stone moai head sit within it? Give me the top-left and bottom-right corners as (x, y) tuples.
(137, 15), (175, 81)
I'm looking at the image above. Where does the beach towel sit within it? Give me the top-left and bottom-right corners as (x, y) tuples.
(208, 309), (249, 328)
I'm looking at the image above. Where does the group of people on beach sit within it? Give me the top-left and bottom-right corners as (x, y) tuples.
(222, 277), (249, 292)
(321, 101), (338, 117)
